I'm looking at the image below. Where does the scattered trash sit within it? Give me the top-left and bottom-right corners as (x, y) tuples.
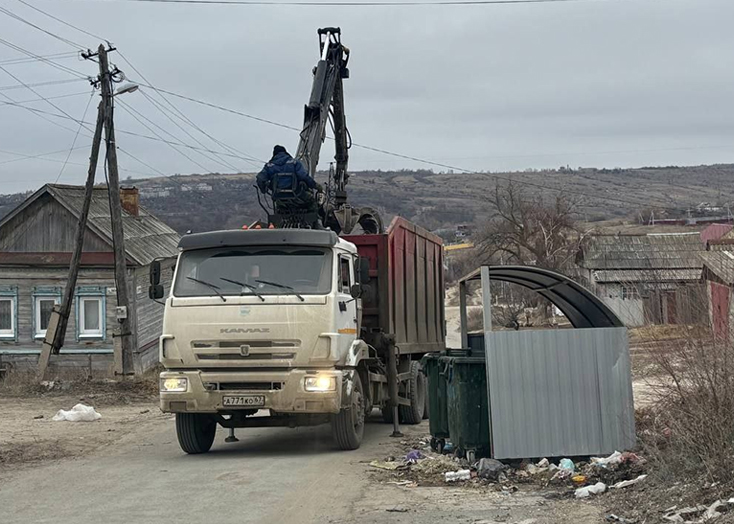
(443, 442), (455, 454)
(575, 482), (607, 499)
(33, 414), (44, 419)
(537, 458), (550, 468)
(611, 474), (647, 489)
(662, 505), (707, 523)
(405, 450), (424, 463)
(386, 507), (409, 513)
(620, 451), (644, 465)
(445, 469), (472, 482)
(477, 458), (506, 481)
(559, 458), (575, 472)
(571, 475), (587, 485)
(139, 409), (150, 414)
(369, 460), (404, 471)
(591, 451), (623, 468)
(387, 480), (418, 488)
(606, 514), (637, 523)
(52, 403), (101, 422)
(550, 469), (572, 483)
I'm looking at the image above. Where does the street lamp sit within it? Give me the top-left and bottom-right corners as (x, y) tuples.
(114, 83), (139, 96)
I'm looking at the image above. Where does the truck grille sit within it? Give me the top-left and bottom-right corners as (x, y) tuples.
(197, 353), (296, 361)
(192, 340), (298, 349)
(192, 339), (299, 362)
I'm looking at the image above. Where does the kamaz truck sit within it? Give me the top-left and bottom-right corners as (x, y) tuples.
(152, 218), (445, 452)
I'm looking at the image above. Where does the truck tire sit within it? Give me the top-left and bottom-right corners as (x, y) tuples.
(175, 413), (217, 454)
(399, 361), (426, 425)
(331, 373), (366, 450)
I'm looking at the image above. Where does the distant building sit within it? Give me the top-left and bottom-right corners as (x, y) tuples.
(701, 250), (734, 340)
(0, 184), (180, 375)
(576, 233), (706, 327)
(701, 223), (734, 245)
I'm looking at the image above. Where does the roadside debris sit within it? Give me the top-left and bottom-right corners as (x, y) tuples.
(575, 482), (607, 498)
(477, 458), (506, 481)
(606, 514), (637, 523)
(369, 460), (405, 471)
(611, 474), (647, 489)
(33, 414), (44, 419)
(405, 450), (424, 463)
(445, 469), (472, 482)
(662, 499), (734, 523)
(52, 403), (101, 422)
(386, 507), (409, 513)
(592, 451), (623, 468)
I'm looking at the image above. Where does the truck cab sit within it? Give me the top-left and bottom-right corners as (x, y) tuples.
(155, 228), (373, 452)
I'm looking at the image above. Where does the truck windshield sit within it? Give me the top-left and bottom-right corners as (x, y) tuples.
(173, 247), (333, 298)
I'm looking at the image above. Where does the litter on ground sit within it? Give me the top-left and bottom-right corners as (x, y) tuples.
(52, 403), (101, 422)
(611, 474), (647, 489)
(575, 482), (607, 498)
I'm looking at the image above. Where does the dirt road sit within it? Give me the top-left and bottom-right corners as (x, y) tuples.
(0, 397), (602, 524)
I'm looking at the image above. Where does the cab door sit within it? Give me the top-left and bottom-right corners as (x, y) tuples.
(336, 254), (358, 352)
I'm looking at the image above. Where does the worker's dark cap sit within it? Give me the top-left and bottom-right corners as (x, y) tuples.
(273, 145), (287, 156)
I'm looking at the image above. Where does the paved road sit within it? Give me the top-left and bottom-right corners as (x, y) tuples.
(0, 415), (399, 524)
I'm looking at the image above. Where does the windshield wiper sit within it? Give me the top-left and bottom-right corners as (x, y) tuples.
(256, 279), (305, 302)
(220, 277), (265, 302)
(186, 276), (227, 302)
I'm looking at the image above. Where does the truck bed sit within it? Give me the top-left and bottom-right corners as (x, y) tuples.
(344, 217), (445, 355)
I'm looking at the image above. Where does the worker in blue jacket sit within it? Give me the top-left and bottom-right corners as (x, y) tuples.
(256, 145), (322, 204)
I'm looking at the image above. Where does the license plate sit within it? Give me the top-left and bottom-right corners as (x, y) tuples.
(222, 395), (265, 408)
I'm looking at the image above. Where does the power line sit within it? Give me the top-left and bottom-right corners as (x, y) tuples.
(55, 90), (96, 182)
(58, 0), (603, 6)
(0, 51), (79, 66)
(0, 145), (88, 165)
(0, 91), (91, 106)
(0, 6), (85, 49)
(14, 0), (106, 42)
(0, 77), (87, 91)
(0, 37), (89, 79)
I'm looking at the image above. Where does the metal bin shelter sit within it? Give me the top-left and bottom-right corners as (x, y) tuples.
(458, 266), (635, 460)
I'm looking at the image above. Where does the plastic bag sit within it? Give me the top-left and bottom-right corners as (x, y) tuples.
(52, 403), (101, 422)
(575, 482), (607, 498)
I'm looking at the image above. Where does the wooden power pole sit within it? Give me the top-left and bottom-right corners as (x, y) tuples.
(98, 44), (135, 376)
(37, 99), (105, 379)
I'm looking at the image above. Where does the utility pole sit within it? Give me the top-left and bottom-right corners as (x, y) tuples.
(37, 95), (105, 379)
(97, 44), (135, 376)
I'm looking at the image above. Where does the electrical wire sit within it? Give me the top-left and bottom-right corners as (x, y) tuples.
(14, 0), (107, 42)
(57, 0), (607, 6)
(55, 90), (96, 182)
(0, 6), (85, 49)
(0, 78), (87, 91)
(0, 51), (79, 66)
(0, 91), (91, 106)
(0, 38), (89, 79)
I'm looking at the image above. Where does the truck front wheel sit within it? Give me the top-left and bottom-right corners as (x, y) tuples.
(175, 413), (217, 454)
(331, 373), (365, 450)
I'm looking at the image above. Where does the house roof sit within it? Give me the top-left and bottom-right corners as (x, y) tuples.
(0, 184), (180, 266)
(592, 269), (702, 284)
(701, 223), (734, 244)
(701, 251), (734, 285)
(579, 233), (706, 270)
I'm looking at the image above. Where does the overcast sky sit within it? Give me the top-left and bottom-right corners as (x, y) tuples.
(0, 0), (732, 194)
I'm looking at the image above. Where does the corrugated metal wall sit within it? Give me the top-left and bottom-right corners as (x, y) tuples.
(485, 327), (635, 459)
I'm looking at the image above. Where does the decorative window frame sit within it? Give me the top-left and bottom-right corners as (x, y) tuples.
(0, 286), (18, 341)
(75, 287), (107, 341)
(32, 287), (62, 340)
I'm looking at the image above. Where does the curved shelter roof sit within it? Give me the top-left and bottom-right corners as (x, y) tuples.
(460, 265), (623, 329)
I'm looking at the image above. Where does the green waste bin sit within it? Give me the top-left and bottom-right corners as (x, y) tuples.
(421, 353), (450, 452)
(446, 355), (490, 462)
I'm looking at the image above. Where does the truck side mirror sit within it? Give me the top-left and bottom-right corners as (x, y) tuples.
(150, 260), (161, 285)
(149, 284), (164, 300)
(358, 256), (370, 284)
(350, 284), (362, 299)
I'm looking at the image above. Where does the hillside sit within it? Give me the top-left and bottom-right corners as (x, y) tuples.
(2, 164), (734, 234)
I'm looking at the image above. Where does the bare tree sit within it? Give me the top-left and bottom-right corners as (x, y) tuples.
(474, 182), (588, 274)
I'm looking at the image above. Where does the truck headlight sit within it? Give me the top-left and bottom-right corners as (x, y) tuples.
(304, 375), (336, 392)
(161, 377), (188, 392)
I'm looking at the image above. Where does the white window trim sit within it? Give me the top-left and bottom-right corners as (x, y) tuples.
(34, 296), (59, 339)
(79, 296), (104, 338)
(0, 296), (15, 339)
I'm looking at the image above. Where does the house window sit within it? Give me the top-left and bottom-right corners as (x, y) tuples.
(79, 297), (104, 338)
(34, 296), (59, 339)
(622, 287), (641, 300)
(339, 257), (352, 294)
(0, 296), (15, 338)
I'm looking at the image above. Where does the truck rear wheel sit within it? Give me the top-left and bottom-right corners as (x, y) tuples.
(175, 413), (217, 454)
(399, 361), (426, 425)
(331, 373), (365, 450)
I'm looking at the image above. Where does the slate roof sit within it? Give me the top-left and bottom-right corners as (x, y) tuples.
(592, 269), (702, 284)
(701, 251), (734, 285)
(579, 233), (705, 271)
(0, 184), (180, 266)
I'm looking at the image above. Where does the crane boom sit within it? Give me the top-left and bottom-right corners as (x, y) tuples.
(291, 28), (382, 234)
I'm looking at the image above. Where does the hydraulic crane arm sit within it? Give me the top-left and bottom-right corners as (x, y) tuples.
(294, 28), (382, 234)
